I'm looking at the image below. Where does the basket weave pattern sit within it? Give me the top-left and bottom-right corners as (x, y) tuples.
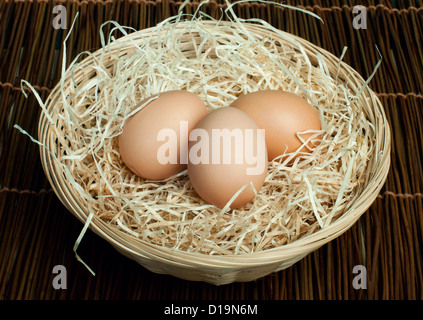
(38, 21), (391, 285)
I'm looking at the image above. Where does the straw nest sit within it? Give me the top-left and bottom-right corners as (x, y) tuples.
(29, 6), (390, 284)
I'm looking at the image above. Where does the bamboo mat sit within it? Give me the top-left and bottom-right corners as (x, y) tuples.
(0, 0), (422, 300)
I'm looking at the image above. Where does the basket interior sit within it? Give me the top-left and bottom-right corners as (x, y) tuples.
(38, 19), (391, 267)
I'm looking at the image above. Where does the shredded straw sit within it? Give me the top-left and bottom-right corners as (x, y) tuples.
(17, 2), (380, 264)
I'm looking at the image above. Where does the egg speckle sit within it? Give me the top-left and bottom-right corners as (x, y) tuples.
(230, 90), (321, 161)
(119, 90), (208, 180)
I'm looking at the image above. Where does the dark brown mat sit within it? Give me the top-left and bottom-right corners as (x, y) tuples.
(1, 0), (422, 300)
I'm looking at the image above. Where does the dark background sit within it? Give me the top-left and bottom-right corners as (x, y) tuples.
(0, 0), (422, 300)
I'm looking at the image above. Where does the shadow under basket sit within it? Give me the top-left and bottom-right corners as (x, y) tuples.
(38, 20), (391, 285)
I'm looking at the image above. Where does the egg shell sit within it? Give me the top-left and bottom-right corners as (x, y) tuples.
(119, 90), (208, 180)
(187, 107), (268, 209)
(230, 90), (321, 161)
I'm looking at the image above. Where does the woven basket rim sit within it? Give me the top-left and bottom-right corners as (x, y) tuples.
(38, 20), (391, 269)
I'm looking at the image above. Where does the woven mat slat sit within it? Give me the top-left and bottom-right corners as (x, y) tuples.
(0, 89), (52, 191)
(1, 0), (422, 300)
(381, 95), (423, 194)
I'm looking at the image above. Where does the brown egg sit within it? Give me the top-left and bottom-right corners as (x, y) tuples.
(119, 90), (208, 180)
(230, 90), (321, 161)
(187, 107), (268, 209)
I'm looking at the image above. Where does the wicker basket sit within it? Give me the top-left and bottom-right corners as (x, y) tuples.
(38, 21), (391, 285)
